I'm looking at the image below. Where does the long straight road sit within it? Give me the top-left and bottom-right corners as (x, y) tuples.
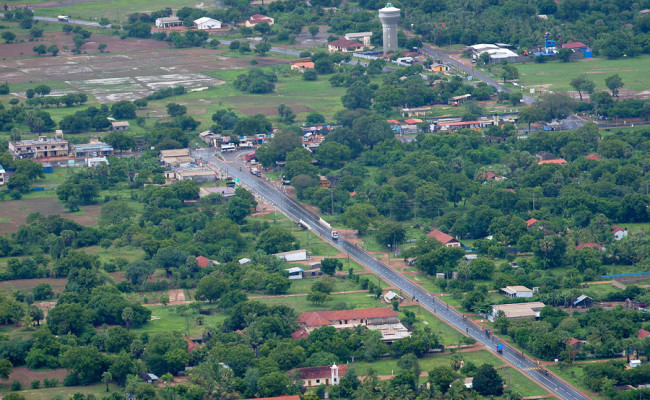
(198, 150), (589, 400)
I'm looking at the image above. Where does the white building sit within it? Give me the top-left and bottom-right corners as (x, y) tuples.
(501, 285), (534, 298)
(155, 17), (183, 29)
(491, 302), (546, 320)
(86, 156), (109, 167)
(286, 267), (304, 280)
(344, 32), (373, 46)
(194, 17), (222, 29)
(274, 249), (308, 262)
(0, 164), (5, 186)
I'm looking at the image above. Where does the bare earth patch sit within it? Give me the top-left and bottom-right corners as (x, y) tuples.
(8, 366), (69, 386)
(240, 105), (315, 116)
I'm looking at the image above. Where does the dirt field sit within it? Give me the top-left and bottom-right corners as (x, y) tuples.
(7, 366), (68, 386)
(0, 277), (68, 294)
(240, 105), (315, 116)
(0, 197), (101, 234)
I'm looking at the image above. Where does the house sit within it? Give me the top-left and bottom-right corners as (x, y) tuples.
(427, 229), (461, 247)
(288, 364), (348, 387)
(576, 243), (603, 251)
(537, 158), (567, 165)
(286, 266), (305, 280)
(612, 226), (628, 240)
(240, 396), (301, 400)
(155, 16), (183, 29)
(183, 335), (197, 352)
(485, 171), (506, 181)
(638, 329), (650, 339)
(86, 156), (109, 167)
(327, 38), (364, 53)
(194, 17), (221, 29)
(274, 249), (308, 262)
(110, 121), (129, 131)
(403, 118), (423, 125)
(239, 258), (251, 265)
(9, 135), (69, 159)
(567, 337), (585, 350)
(290, 60), (315, 72)
(490, 302), (545, 320)
(429, 63), (450, 73)
(384, 290), (404, 303)
(199, 186), (236, 199)
(176, 167), (216, 182)
(295, 308), (411, 341)
(319, 175), (331, 188)
(0, 164), (5, 186)
(561, 42), (588, 51)
(71, 140), (114, 158)
(586, 153), (602, 161)
(344, 32), (372, 46)
(526, 218), (539, 228)
(159, 149), (193, 167)
(501, 285), (534, 298)
(140, 372), (159, 383)
(400, 107), (431, 117)
(196, 256), (210, 268)
(572, 294), (592, 308)
(464, 254), (478, 261)
(245, 14), (274, 27)
(448, 94), (471, 106)
(437, 120), (481, 132)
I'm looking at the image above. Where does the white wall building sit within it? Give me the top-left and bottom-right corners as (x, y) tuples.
(194, 17), (222, 29)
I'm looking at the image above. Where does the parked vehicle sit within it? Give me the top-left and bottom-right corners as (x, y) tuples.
(245, 152), (256, 161)
(240, 141), (254, 148)
(221, 143), (236, 152)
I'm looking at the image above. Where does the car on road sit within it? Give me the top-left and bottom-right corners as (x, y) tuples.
(331, 230), (339, 240)
(58, 15), (70, 21)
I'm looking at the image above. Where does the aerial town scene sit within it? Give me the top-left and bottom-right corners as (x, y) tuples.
(0, 0), (649, 399)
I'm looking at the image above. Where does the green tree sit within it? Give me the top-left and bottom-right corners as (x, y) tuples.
(60, 346), (109, 385)
(428, 366), (458, 393)
(473, 364), (503, 396)
(342, 203), (380, 234)
(320, 258), (343, 276)
(257, 371), (290, 397)
(98, 43), (107, 53)
(605, 74), (624, 98)
(0, 359), (13, 380)
(125, 260), (154, 286)
(257, 227), (300, 254)
(314, 141), (350, 168)
(100, 200), (135, 224)
(195, 274), (228, 303)
(518, 106), (545, 131)
(375, 222), (406, 248)
(557, 47), (573, 62)
(2, 31), (16, 43)
(570, 75), (596, 101)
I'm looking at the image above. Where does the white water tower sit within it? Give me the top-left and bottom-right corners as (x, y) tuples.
(378, 3), (400, 53)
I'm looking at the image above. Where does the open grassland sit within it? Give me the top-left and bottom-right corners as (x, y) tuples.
(516, 56), (650, 92)
(0, 383), (121, 400)
(402, 305), (467, 346)
(33, 0), (209, 22)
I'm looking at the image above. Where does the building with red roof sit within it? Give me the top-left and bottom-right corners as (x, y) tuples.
(567, 337), (585, 350)
(386, 119), (400, 125)
(561, 42), (588, 50)
(576, 243), (603, 251)
(537, 158), (567, 165)
(612, 226), (628, 240)
(639, 329), (650, 339)
(196, 256), (210, 268)
(245, 14), (274, 27)
(288, 364), (348, 387)
(504, 188), (516, 193)
(290, 60), (314, 72)
(403, 118), (423, 125)
(295, 308), (410, 341)
(526, 218), (539, 228)
(327, 39), (364, 53)
(183, 335), (196, 352)
(427, 229), (461, 247)
(586, 153), (602, 161)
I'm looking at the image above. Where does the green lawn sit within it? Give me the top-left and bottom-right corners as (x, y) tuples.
(403, 305), (466, 346)
(254, 291), (384, 314)
(515, 55), (650, 92)
(546, 363), (606, 400)
(130, 304), (227, 336)
(0, 383), (122, 400)
(84, 245), (146, 263)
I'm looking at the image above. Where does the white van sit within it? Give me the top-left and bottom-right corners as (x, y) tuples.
(331, 230), (339, 240)
(58, 15), (70, 21)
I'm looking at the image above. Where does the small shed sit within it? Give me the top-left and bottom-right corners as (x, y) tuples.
(573, 294), (592, 308)
(384, 290), (404, 303)
(274, 249), (308, 262)
(501, 286), (533, 298)
(286, 267), (305, 280)
(239, 258), (251, 265)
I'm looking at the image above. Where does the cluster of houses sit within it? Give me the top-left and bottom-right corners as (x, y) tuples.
(159, 148), (218, 183)
(386, 111), (518, 135)
(154, 13), (275, 31)
(8, 133), (114, 167)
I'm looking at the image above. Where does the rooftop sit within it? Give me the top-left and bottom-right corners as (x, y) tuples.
(586, 153), (602, 161)
(502, 285), (532, 294)
(537, 158), (567, 165)
(328, 38), (364, 48)
(427, 229), (459, 244)
(196, 256), (210, 268)
(526, 218), (539, 227)
(492, 302), (545, 318)
(288, 364), (348, 380)
(562, 42), (588, 49)
(298, 308), (398, 326)
(576, 243), (602, 250)
(160, 149), (190, 157)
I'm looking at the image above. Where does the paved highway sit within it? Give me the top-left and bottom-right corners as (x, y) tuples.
(0, 13), (111, 28)
(196, 149), (589, 400)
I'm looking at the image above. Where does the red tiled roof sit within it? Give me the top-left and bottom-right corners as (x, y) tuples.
(427, 229), (459, 244)
(288, 364), (349, 380)
(328, 39), (364, 48)
(562, 42), (587, 49)
(183, 335), (196, 352)
(576, 243), (602, 250)
(439, 121), (479, 126)
(639, 329), (650, 339)
(537, 158), (567, 165)
(567, 337), (584, 346)
(586, 153), (602, 161)
(403, 118), (422, 124)
(249, 14), (272, 22)
(387, 119), (400, 124)
(240, 396), (301, 400)
(504, 188), (516, 193)
(196, 256), (210, 268)
(611, 226), (625, 233)
(291, 61), (314, 69)
(297, 308), (398, 327)
(486, 171), (498, 180)
(291, 329), (310, 340)
(526, 218), (539, 227)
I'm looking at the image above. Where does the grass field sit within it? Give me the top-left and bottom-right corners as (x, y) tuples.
(516, 56), (650, 92)
(546, 363), (606, 400)
(130, 304), (227, 336)
(402, 305), (466, 346)
(34, 0), (208, 22)
(0, 383), (121, 400)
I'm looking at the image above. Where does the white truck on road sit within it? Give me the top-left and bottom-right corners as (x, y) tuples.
(58, 15), (70, 21)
